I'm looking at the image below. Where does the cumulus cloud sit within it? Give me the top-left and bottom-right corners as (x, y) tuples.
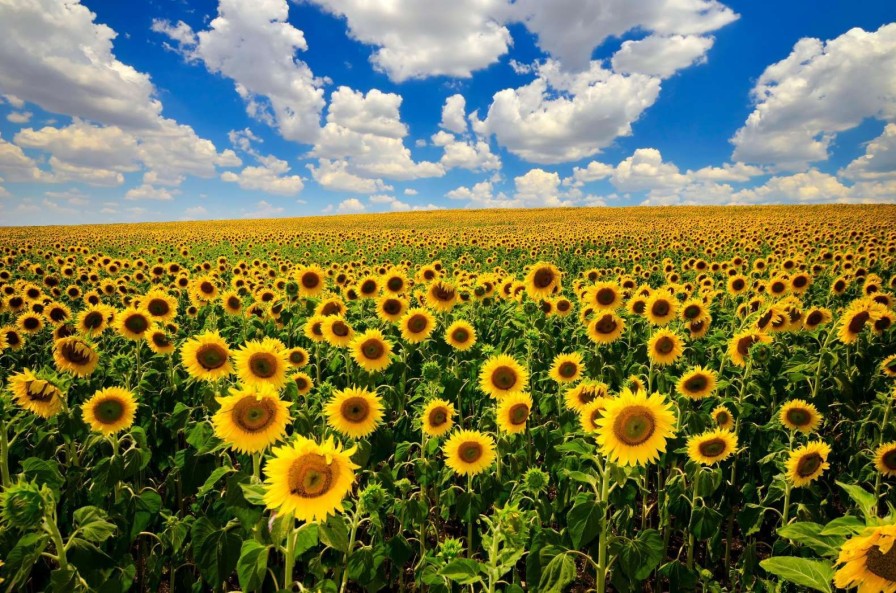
(221, 154), (304, 195)
(336, 197), (366, 213)
(731, 24), (896, 170)
(6, 112), (32, 124)
(611, 35), (715, 78)
(125, 184), (177, 201)
(243, 200), (286, 218)
(840, 123), (896, 181)
(307, 159), (393, 193)
(440, 94), (469, 134)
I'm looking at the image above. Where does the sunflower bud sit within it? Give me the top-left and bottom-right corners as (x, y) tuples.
(358, 483), (386, 514)
(523, 467), (549, 495)
(422, 361), (440, 382)
(0, 480), (46, 530)
(437, 537), (464, 561)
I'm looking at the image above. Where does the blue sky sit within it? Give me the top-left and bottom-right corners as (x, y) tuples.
(1, 0), (895, 225)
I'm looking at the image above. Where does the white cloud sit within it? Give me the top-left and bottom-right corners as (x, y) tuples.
(221, 154), (304, 195)
(611, 35), (715, 78)
(513, 168), (570, 207)
(6, 112), (32, 124)
(2, 95), (25, 109)
(336, 197), (366, 213)
(566, 160), (613, 187)
(307, 159), (392, 193)
(446, 180), (497, 201)
(690, 162), (765, 182)
(155, 0), (326, 144)
(735, 169), (850, 204)
(0, 132), (45, 182)
(840, 123), (896, 181)
(307, 0), (511, 82)
(403, 188), (418, 195)
(432, 131), (501, 171)
(440, 94), (468, 134)
(611, 148), (689, 192)
(184, 205), (209, 219)
(731, 24), (896, 169)
(125, 184), (177, 201)
(243, 199), (285, 218)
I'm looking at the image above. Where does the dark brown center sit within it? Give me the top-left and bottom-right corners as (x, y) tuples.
(196, 343), (227, 370)
(612, 406), (656, 446)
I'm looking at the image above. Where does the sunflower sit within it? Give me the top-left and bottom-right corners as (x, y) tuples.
(779, 399), (822, 433)
(647, 329), (684, 366)
(295, 266), (327, 298)
(579, 398), (609, 433)
(356, 275), (381, 299)
(16, 312), (44, 334)
(421, 398), (455, 438)
(190, 276), (219, 304)
(588, 282), (622, 310)
(146, 328), (175, 355)
(115, 307), (152, 341)
(425, 280), (458, 312)
(400, 308), (436, 344)
(290, 371), (314, 396)
(445, 320), (476, 351)
(586, 312), (625, 344)
(82, 387), (137, 435)
(286, 347), (310, 368)
(596, 388), (677, 467)
(382, 270), (409, 295)
(303, 315), (327, 343)
(263, 435), (358, 522)
(838, 300), (885, 344)
(234, 337), (289, 389)
(726, 274), (748, 295)
(834, 524), (896, 593)
(376, 295), (408, 322)
(325, 387), (384, 439)
(479, 354), (529, 399)
(882, 355), (896, 378)
(874, 310), (895, 335)
(549, 352), (584, 384)
(43, 302), (71, 326)
(443, 430), (496, 476)
(786, 441), (831, 487)
(321, 316), (355, 347)
(53, 336), (99, 377)
(676, 366), (717, 400)
(76, 304), (113, 337)
(644, 293), (677, 326)
(142, 289), (177, 322)
(687, 429), (738, 465)
(212, 385), (291, 453)
(222, 291), (244, 315)
(9, 369), (65, 418)
(679, 299), (709, 324)
(875, 442), (896, 478)
(727, 330), (772, 367)
(524, 262), (561, 300)
(802, 306), (833, 331)
(349, 330), (393, 372)
(1, 326), (24, 350)
(564, 381), (609, 412)
(496, 392), (533, 434)
(712, 405), (734, 430)
(180, 331), (233, 382)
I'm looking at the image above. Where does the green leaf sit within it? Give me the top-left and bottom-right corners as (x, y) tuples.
(237, 540), (269, 592)
(836, 482), (877, 521)
(821, 515), (865, 537)
(760, 557), (833, 592)
(777, 522), (841, 558)
(191, 518), (242, 586)
(294, 522), (319, 558)
(319, 515), (349, 552)
(538, 553), (576, 593)
(613, 529), (663, 581)
(21, 457), (65, 491)
(440, 558), (484, 585)
(567, 498), (602, 549)
(240, 482), (267, 506)
(73, 506), (117, 544)
(50, 566), (85, 593)
(690, 505), (723, 540)
(564, 470), (597, 488)
(197, 466), (235, 498)
(5, 532), (48, 589)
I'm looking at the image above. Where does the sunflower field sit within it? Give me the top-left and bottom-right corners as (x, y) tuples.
(1, 204), (895, 593)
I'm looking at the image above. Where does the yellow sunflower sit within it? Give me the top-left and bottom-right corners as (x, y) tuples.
(290, 371), (314, 396)
(421, 398), (455, 438)
(524, 262), (561, 300)
(234, 337), (290, 389)
(834, 523), (896, 593)
(644, 293), (677, 326)
(786, 441), (831, 487)
(445, 320), (476, 351)
(16, 312), (44, 334)
(115, 307), (152, 341)
(212, 385), (291, 453)
(9, 369), (65, 418)
(479, 354), (529, 399)
(549, 352), (584, 384)
(82, 387), (137, 435)
(325, 387), (384, 439)
(712, 404), (735, 430)
(263, 435), (358, 522)
(588, 282), (622, 310)
(303, 315), (328, 343)
(496, 393), (533, 434)
(146, 328), (175, 355)
(76, 304), (113, 337)
(727, 330), (772, 367)
(222, 291), (244, 315)
(294, 265), (327, 298)
(802, 307), (833, 331)
(586, 312), (625, 344)
(2, 326), (24, 350)
(382, 270), (409, 295)
(875, 442), (896, 477)
(564, 381), (609, 412)
(142, 289), (178, 322)
(376, 295), (408, 323)
(349, 330), (393, 372)
(679, 299), (709, 324)
(400, 308), (436, 344)
(443, 429), (496, 476)
(180, 330), (233, 382)
(53, 336), (99, 377)
(647, 329), (684, 366)
(882, 355), (896, 378)
(425, 280), (458, 312)
(779, 399), (822, 433)
(286, 346), (310, 368)
(579, 398), (609, 433)
(596, 388), (677, 467)
(321, 316), (355, 348)
(838, 301), (885, 344)
(687, 429), (738, 465)
(676, 366), (717, 400)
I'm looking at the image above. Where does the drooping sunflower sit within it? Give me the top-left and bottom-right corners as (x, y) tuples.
(727, 330), (772, 367)
(549, 352), (584, 384)
(82, 387), (137, 435)
(443, 429), (496, 476)
(421, 398), (455, 438)
(180, 330), (233, 382)
(76, 304), (113, 337)
(9, 369), (65, 418)
(647, 329), (684, 366)
(786, 440), (831, 487)
(445, 320), (476, 351)
(234, 337), (290, 389)
(263, 435), (358, 522)
(294, 265), (327, 298)
(425, 280), (458, 312)
(349, 330), (393, 372)
(286, 346), (310, 368)
(376, 295), (408, 323)
(834, 524), (896, 593)
(712, 404), (735, 430)
(290, 371), (314, 396)
(479, 354), (529, 399)
(579, 398), (609, 433)
(496, 392), (533, 434)
(146, 328), (175, 355)
(400, 308), (436, 344)
(596, 388), (677, 467)
(676, 366), (717, 400)
(212, 385), (291, 454)
(875, 442), (896, 477)
(115, 306), (152, 341)
(321, 316), (355, 347)
(586, 312), (625, 344)
(644, 293), (677, 326)
(882, 354), (896, 378)
(325, 387), (384, 439)
(564, 381), (609, 412)
(779, 399), (822, 433)
(53, 336), (99, 377)
(838, 300), (884, 344)
(687, 429), (738, 465)
(524, 262), (561, 300)
(802, 306), (833, 331)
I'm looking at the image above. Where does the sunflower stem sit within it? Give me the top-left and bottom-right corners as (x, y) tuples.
(0, 416), (10, 488)
(284, 517), (297, 591)
(687, 470), (700, 571)
(43, 506), (68, 570)
(781, 480), (792, 527)
(873, 397), (892, 514)
(339, 506), (361, 593)
(810, 328), (835, 400)
(252, 451), (262, 484)
(467, 474), (474, 558)
(596, 457), (611, 593)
